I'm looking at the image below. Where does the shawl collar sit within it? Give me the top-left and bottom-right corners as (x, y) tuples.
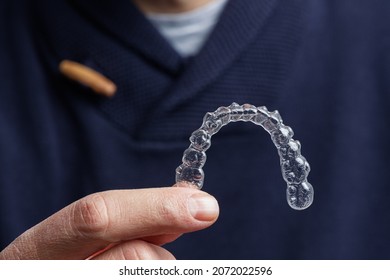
(69, 0), (280, 99)
(70, 0), (183, 73)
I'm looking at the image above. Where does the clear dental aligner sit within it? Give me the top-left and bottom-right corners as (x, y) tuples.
(175, 103), (314, 210)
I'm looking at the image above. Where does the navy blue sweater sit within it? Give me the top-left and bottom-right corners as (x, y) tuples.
(1, 0), (390, 259)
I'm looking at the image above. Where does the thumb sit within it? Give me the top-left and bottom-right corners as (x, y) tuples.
(0, 185), (219, 259)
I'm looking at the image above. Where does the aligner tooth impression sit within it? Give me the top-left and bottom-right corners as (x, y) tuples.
(175, 103), (314, 210)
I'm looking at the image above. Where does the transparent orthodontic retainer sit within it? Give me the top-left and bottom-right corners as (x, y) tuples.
(175, 103), (314, 210)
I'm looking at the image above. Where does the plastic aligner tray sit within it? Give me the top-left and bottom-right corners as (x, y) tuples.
(175, 103), (314, 210)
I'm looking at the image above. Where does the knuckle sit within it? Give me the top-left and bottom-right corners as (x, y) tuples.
(122, 240), (150, 260)
(72, 193), (110, 239)
(154, 193), (191, 228)
(120, 240), (172, 260)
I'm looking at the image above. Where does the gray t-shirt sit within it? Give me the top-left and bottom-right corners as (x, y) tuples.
(146, 0), (228, 57)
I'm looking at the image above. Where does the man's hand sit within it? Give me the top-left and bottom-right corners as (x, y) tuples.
(0, 184), (219, 260)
